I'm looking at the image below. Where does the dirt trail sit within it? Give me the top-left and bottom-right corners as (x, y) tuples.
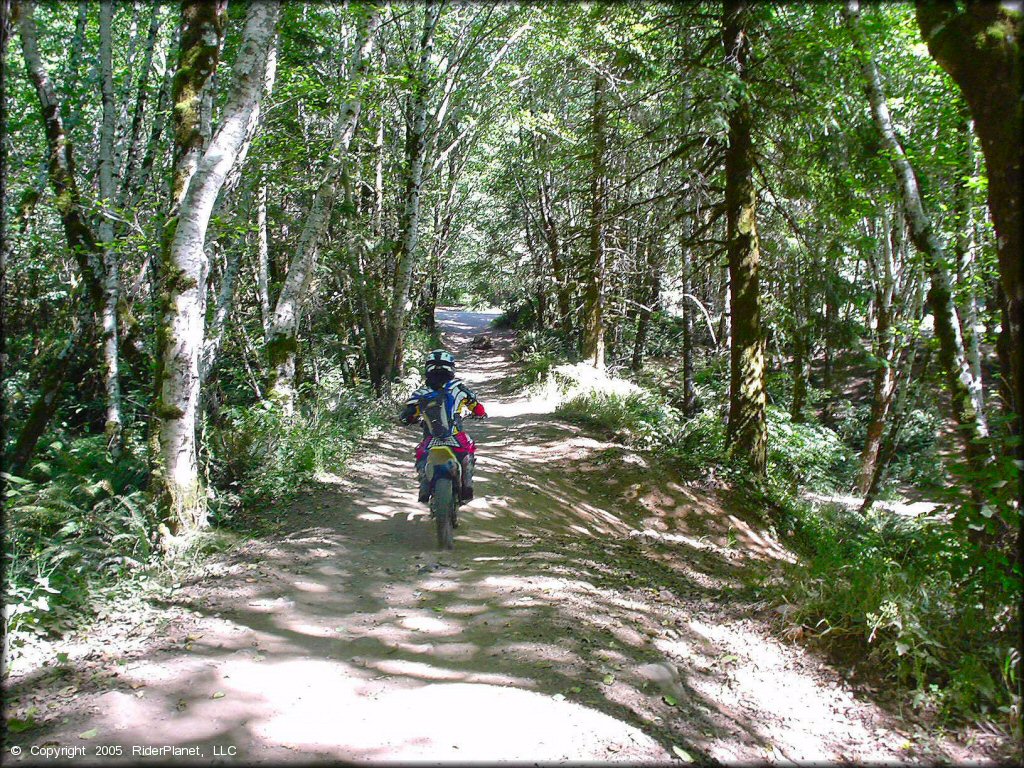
(4, 310), (993, 764)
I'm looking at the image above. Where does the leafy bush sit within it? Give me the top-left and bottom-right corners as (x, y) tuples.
(507, 329), (574, 391)
(771, 495), (1020, 731)
(493, 301), (537, 330)
(765, 406), (854, 491)
(3, 436), (158, 638)
(208, 387), (387, 516)
(556, 390), (684, 451)
(663, 407), (728, 477)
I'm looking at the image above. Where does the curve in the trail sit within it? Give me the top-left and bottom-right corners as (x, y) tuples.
(4, 309), (976, 765)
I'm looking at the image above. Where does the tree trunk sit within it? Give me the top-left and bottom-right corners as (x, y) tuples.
(373, 1), (440, 392)
(117, 0), (163, 207)
(155, 0), (279, 544)
(373, 109), (385, 236)
(858, 211), (899, 494)
(202, 28), (279, 385)
(631, 231), (658, 372)
(98, 0), (123, 457)
(920, 8), (1022, 588)
(535, 164), (572, 336)
(680, 238), (696, 416)
(718, 263), (730, 356)
(62, 0), (88, 132)
(954, 119), (987, 426)
(916, 2), (1022, 434)
(1, 0), (9, 487)
(790, 329), (809, 423)
(266, 6), (379, 412)
(582, 71), (608, 370)
(847, 0), (989, 505)
(255, 177), (271, 335)
(862, 345), (930, 513)
(200, 244), (242, 385)
(723, 0), (767, 475)
(9, 0), (108, 475)
(127, 41), (175, 212)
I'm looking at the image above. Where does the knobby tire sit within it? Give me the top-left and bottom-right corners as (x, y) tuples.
(432, 478), (455, 550)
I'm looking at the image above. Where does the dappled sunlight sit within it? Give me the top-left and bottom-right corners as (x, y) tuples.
(803, 490), (945, 521)
(5, 310), (936, 765)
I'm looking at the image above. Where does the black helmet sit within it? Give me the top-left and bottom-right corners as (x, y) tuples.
(424, 349), (455, 376)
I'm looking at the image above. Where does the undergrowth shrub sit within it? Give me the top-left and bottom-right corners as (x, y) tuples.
(765, 406), (854, 492)
(208, 387), (387, 516)
(556, 390), (684, 451)
(493, 301), (537, 330)
(770, 494), (1020, 731)
(3, 435), (157, 639)
(509, 329), (572, 390)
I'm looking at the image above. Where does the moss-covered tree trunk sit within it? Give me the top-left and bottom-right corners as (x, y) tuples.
(266, 5), (379, 413)
(916, 2), (1022, 425)
(723, 0), (767, 475)
(915, 0), (1023, 596)
(10, 0), (107, 476)
(155, 0), (279, 545)
(846, 0), (989, 507)
(582, 71), (608, 370)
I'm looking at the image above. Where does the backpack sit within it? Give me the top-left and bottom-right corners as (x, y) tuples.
(419, 385), (457, 439)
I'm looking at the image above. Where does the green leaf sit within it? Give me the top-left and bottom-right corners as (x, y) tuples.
(212, 691), (225, 699)
(79, 728), (98, 739)
(602, 673), (614, 685)
(663, 694), (678, 707)
(8, 717), (36, 734)
(673, 745), (694, 762)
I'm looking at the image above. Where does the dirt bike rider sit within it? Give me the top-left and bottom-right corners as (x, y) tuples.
(399, 349), (487, 504)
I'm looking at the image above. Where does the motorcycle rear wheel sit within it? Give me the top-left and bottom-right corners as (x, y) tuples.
(432, 478), (456, 550)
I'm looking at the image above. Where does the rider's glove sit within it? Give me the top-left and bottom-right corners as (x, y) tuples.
(472, 403), (487, 418)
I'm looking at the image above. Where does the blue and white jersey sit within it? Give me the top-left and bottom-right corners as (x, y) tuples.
(400, 379), (482, 439)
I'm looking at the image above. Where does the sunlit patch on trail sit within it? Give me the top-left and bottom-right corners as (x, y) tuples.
(254, 680), (669, 761)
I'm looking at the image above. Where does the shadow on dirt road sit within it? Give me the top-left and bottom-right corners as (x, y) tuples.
(4, 309), (976, 765)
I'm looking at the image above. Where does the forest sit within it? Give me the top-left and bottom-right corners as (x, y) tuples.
(1, 0), (1021, 762)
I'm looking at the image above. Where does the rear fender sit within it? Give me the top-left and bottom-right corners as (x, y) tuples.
(426, 445), (462, 484)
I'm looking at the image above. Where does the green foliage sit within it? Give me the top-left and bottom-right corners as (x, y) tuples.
(207, 388), (387, 517)
(3, 436), (157, 638)
(765, 406), (855, 491)
(508, 329), (572, 390)
(556, 390), (684, 451)
(492, 301), (537, 331)
(605, 361), (853, 491)
(770, 495), (1020, 730)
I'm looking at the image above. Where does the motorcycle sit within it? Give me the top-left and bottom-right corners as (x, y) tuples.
(423, 442), (463, 551)
(408, 414), (481, 550)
